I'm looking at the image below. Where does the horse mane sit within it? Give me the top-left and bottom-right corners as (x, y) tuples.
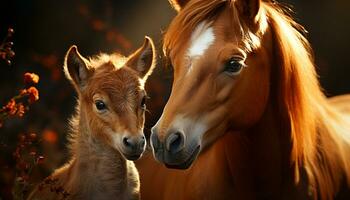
(163, 0), (350, 199)
(264, 3), (350, 199)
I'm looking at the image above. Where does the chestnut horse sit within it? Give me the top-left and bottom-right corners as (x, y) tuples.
(136, 0), (350, 199)
(29, 37), (156, 200)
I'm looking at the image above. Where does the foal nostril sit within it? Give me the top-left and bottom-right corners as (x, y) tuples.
(123, 137), (133, 148)
(166, 131), (185, 154)
(123, 136), (145, 152)
(139, 136), (146, 149)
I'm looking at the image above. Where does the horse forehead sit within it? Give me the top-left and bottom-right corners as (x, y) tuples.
(187, 21), (216, 59)
(170, 21), (215, 77)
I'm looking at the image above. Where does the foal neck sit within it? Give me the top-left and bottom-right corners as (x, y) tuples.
(67, 109), (129, 198)
(74, 109), (123, 161)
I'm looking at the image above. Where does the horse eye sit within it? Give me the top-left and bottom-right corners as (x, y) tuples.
(95, 100), (107, 111)
(224, 58), (245, 76)
(140, 96), (146, 109)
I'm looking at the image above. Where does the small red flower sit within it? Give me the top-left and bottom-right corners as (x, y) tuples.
(19, 89), (27, 96)
(16, 103), (25, 117)
(3, 99), (17, 115)
(24, 72), (39, 85)
(27, 87), (39, 104)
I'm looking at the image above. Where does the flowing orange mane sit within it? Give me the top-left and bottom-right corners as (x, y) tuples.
(265, 3), (350, 199)
(162, 1), (350, 199)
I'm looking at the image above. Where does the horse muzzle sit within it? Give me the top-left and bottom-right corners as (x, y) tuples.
(150, 129), (201, 169)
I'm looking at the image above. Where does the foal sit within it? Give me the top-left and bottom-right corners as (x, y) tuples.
(29, 37), (156, 200)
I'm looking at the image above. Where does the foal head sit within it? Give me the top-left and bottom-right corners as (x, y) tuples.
(151, 0), (274, 168)
(65, 37), (156, 160)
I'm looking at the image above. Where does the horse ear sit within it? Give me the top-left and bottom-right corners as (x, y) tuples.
(126, 36), (156, 80)
(169, 0), (190, 12)
(64, 45), (91, 90)
(235, 0), (261, 22)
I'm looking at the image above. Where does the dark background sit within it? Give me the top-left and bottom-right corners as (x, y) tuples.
(0, 0), (349, 199)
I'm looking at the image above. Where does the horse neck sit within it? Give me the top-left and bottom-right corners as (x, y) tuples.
(249, 95), (350, 198)
(67, 108), (128, 195)
(245, 100), (298, 196)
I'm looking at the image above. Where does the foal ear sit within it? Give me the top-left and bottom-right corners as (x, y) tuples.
(169, 0), (190, 12)
(126, 36), (156, 80)
(64, 45), (91, 90)
(235, 0), (261, 22)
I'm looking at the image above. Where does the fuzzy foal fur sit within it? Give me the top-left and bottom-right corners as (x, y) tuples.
(29, 37), (156, 200)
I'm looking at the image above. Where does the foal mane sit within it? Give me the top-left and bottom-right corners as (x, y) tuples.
(163, 0), (350, 199)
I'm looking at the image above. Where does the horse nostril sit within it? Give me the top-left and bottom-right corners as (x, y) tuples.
(123, 137), (132, 147)
(166, 131), (185, 154)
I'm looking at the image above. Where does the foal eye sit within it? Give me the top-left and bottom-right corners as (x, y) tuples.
(95, 100), (107, 111)
(140, 96), (146, 109)
(224, 58), (245, 76)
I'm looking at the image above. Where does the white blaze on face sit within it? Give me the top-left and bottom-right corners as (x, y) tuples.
(187, 21), (215, 73)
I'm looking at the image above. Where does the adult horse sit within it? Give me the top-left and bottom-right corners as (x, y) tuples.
(136, 0), (350, 199)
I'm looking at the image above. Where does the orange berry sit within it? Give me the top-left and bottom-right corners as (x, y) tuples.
(16, 103), (25, 117)
(24, 72), (39, 84)
(4, 99), (16, 115)
(27, 87), (39, 104)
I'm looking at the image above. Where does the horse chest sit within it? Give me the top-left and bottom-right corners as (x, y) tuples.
(158, 161), (234, 200)
(186, 161), (235, 200)
(164, 138), (250, 200)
